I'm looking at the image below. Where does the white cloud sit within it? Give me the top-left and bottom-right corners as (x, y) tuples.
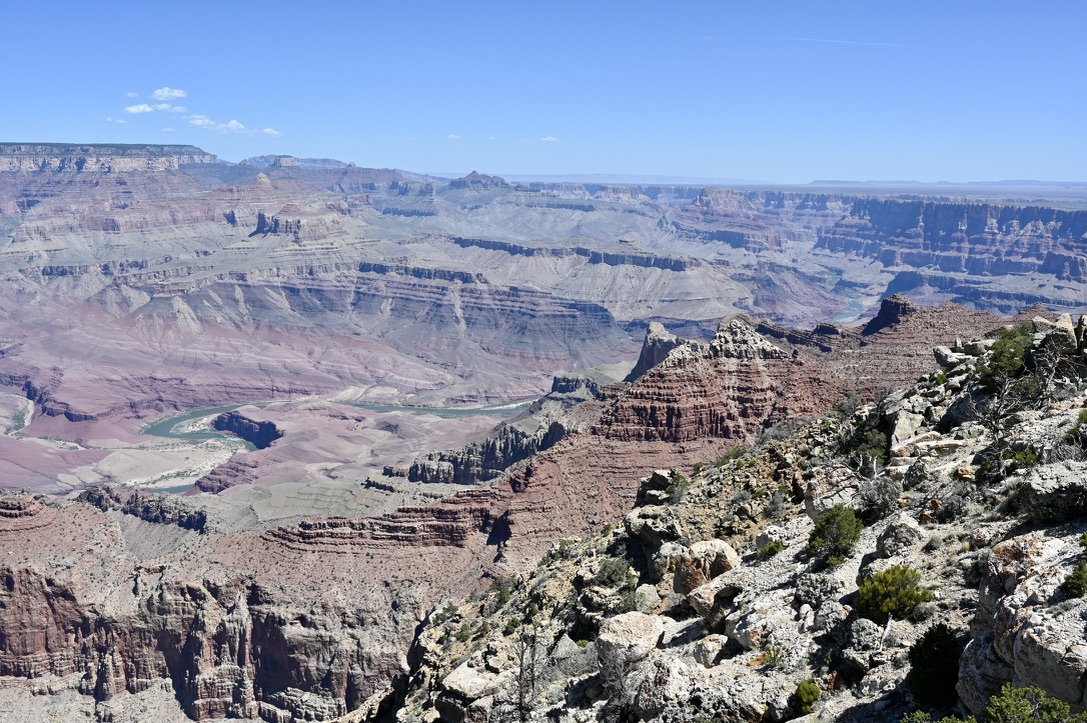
(151, 87), (188, 101)
(125, 102), (186, 114)
(185, 114), (281, 137)
(447, 133), (461, 140)
(126, 91), (139, 98)
(162, 127), (174, 133)
(540, 136), (559, 142)
(105, 116), (127, 125)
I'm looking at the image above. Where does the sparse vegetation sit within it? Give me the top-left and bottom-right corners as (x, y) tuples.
(857, 475), (903, 522)
(1060, 561), (1087, 598)
(757, 540), (785, 560)
(665, 471), (691, 502)
(714, 445), (750, 467)
(431, 601), (458, 626)
(792, 678), (820, 715)
(806, 505), (863, 567)
(491, 575), (518, 609)
(593, 557), (634, 589)
(985, 683), (1087, 723)
(856, 565), (933, 625)
(1067, 409), (1087, 445)
(977, 325), (1032, 393)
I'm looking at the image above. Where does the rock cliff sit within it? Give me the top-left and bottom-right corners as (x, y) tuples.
(384, 313), (1087, 723)
(0, 143), (220, 172)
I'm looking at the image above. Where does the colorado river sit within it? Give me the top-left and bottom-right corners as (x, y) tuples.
(142, 404), (259, 443)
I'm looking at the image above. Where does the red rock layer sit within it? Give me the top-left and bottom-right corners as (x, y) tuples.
(597, 296), (1006, 445)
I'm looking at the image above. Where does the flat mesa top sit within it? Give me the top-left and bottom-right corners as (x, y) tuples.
(0, 142), (212, 156)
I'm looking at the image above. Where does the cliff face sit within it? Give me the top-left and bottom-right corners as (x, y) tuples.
(818, 199), (1087, 311)
(0, 143), (219, 172)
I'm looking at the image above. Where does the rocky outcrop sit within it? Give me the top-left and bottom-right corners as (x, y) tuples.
(76, 486), (207, 531)
(958, 531), (1087, 715)
(624, 322), (695, 382)
(408, 419), (567, 485)
(596, 318), (823, 443)
(211, 411), (283, 449)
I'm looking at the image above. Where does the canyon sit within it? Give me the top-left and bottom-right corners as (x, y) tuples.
(1, 144), (1086, 720)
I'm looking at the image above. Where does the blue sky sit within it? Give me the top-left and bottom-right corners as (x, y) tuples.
(2, 1), (1084, 182)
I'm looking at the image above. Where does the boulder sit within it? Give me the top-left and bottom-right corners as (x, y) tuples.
(596, 612), (664, 675)
(633, 656), (694, 720)
(687, 568), (751, 619)
(849, 618), (882, 651)
(889, 411), (926, 448)
(625, 506), (684, 551)
(674, 539), (742, 594)
(690, 539), (742, 578)
(794, 573), (840, 608)
(693, 634), (729, 668)
(724, 609), (783, 651)
(650, 541), (688, 582)
(1012, 601), (1087, 704)
(876, 514), (928, 558)
(813, 601), (848, 635)
(804, 468), (859, 522)
(634, 584), (662, 614)
(934, 345), (973, 369)
(1020, 461), (1087, 523)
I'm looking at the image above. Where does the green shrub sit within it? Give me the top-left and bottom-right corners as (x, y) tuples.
(503, 616), (521, 636)
(1002, 447), (1040, 473)
(1066, 409), (1087, 444)
(665, 472), (691, 501)
(714, 445), (750, 467)
(594, 557), (635, 589)
(986, 683), (1087, 723)
(490, 575), (517, 608)
(455, 622), (472, 643)
(856, 565), (934, 625)
(1061, 560), (1087, 598)
(431, 601), (458, 626)
(977, 325), (1032, 393)
(757, 540), (785, 560)
(905, 622), (965, 708)
(806, 505), (863, 567)
(900, 713), (976, 723)
(792, 679), (820, 715)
